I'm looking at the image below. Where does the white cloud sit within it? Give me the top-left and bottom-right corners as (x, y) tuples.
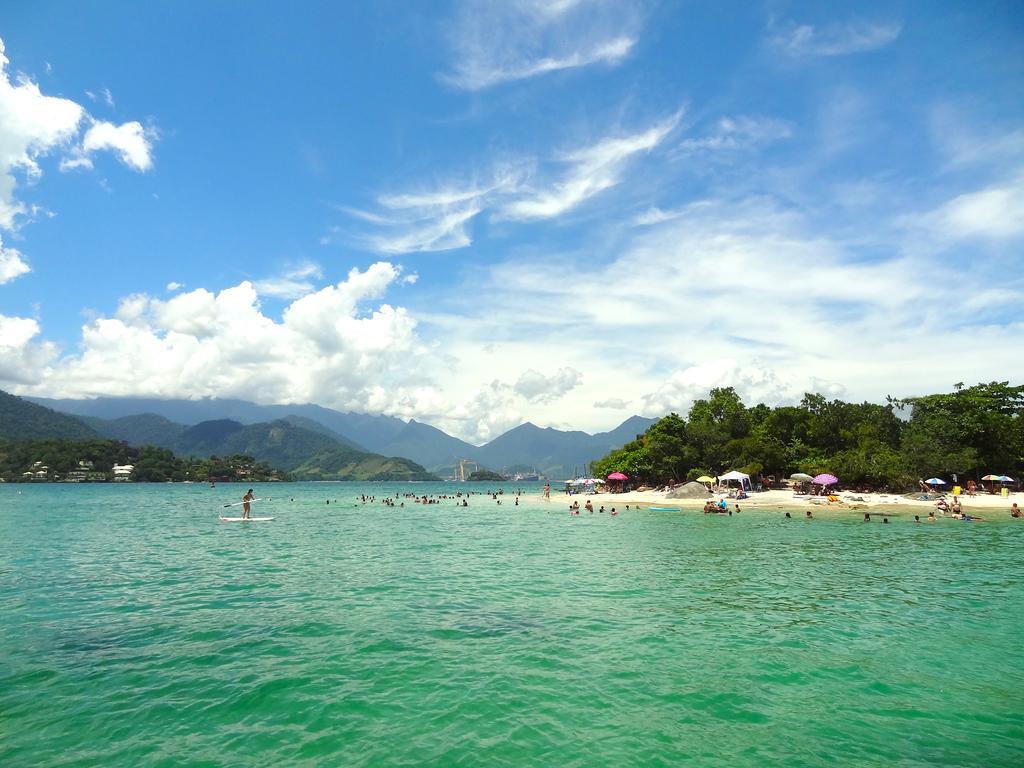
(442, 0), (639, 90)
(594, 397), (628, 409)
(501, 112), (681, 220)
(930, 175), (1024, 240)
(0, 236), (30, 284)
(0, 38), (85, 230)
(769, 21), (902, 57)
(0, 37), (155, 286)
(370, 202), (483, 254)
(639, 360), (817, 417)
(102, 87), (114, 108)
(338, 166), (528, 254)
(514, 367), (583, 403)
(253, 261), (324, 299)
(337, 112), (679, 251)
(5, 262), (433, 411)
(71, 119), (155, 172)
(676, 116), (793, 154)
(166, 281), (184, 292)
(0, 314), (57, 385)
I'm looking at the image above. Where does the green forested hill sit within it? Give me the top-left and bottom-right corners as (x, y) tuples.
(0, 391), (100, 441)
(291, 446), (438, 481)
(80, 410), (437, 480)
(206, 420), (343, 472)
(82, 413), (187, 447)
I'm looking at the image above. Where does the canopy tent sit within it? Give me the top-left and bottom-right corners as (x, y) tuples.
(717, 470), (752, 491)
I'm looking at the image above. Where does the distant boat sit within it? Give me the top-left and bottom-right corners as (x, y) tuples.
(513, 471), (543, 482)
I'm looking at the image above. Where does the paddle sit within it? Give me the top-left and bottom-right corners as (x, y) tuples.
(223, 497), (263, 508)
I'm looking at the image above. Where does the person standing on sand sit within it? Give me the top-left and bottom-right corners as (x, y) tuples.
(543, 483), (550, 500)
(242, 488), (255, 519)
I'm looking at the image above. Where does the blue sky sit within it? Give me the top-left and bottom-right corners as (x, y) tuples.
(1, 1), (1022, 442)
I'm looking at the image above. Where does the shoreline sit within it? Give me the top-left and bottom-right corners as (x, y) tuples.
(555, 487), (1020, 517)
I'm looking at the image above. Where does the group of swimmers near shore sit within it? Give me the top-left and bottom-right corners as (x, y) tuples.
(566, 498), (628, 516)
(355, 489), (530, 508)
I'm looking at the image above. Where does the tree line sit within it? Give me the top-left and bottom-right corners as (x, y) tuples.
(592, 382), (1024, 490)
(0, 438), (285, 483)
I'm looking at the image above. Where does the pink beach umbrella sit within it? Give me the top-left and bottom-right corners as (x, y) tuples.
(607, 472), (628, 481)
(813, 473), (839, 486)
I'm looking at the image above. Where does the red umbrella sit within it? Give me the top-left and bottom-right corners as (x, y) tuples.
(607, 472), (628, 481)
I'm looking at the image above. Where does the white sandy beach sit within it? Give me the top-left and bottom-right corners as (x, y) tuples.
(553, 487), (1021, 517)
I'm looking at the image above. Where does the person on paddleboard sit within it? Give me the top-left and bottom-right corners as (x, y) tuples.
(242, 488), (255, 519)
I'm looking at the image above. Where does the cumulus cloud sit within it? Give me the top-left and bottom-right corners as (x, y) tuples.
(769, 21), (902, 57)
(0, 237), (30, 284)
(166, 281), (184, 292)
(0, 314), (57, 385)
(0, 37), (156, 285)
(0, 38), (85, 231)
(514, 366), (583, 403)
(441, 0), (640, 90)
(4, 262), (429, 410)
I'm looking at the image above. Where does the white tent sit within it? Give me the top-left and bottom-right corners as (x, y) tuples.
(717, 470), (752, 491)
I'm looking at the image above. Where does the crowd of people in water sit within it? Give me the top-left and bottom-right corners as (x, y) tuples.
(352, 489), (529, 509)
(261, 488), (1023, 523)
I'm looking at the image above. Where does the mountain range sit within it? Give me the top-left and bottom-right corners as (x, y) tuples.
(24, 395), (656, 478)
(1, 393), (434, 481)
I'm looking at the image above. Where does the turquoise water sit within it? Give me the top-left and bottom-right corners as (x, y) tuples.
(2, 482), (1023, 767)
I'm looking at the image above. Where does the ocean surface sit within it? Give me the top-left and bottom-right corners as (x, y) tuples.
(2, 482), (1023, 767)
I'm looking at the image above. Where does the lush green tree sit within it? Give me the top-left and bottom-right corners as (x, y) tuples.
(591, 381), (1022, 491)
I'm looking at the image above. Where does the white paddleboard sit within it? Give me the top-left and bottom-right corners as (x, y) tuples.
(219, 516), (275, 522)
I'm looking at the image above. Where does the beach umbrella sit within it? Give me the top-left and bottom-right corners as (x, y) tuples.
(981, 474), (1002, 481)
(925, 478), (946, 486)
(607, 472), (628, 481)
(696, 475), (714, 483)
(813, 473), (838, 486)
(790, 473), (814, 482)
(999, 475), (1015, 482)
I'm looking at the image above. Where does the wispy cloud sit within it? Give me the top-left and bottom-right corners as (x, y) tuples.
(676, 116), (793, 154)
(254, 261), (324, 299)
(501, 111), (681, 220)
(335, 112), (681, 251)
(913, 173), (1024, 241)
(441, 0), (641, 90)
(769, 20), (901, 57)
(337, 174), (523, 255)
